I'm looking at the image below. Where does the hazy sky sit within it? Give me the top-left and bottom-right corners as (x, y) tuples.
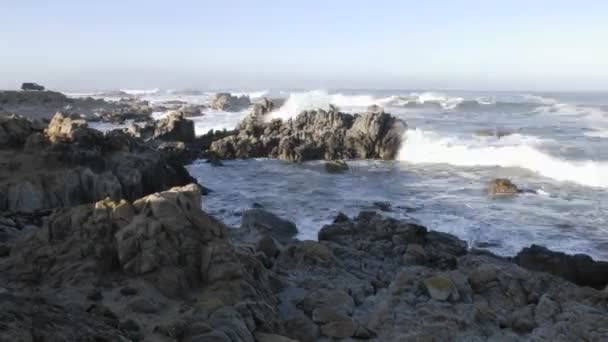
(1, 0), (607, 91)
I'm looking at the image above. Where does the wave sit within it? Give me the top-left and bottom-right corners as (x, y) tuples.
(119, 88), (161, 96)
(231, 90), (268, 99)
(398, 128), (607, 188)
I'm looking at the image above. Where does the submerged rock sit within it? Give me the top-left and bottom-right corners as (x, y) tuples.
(325, 160), (349, 173)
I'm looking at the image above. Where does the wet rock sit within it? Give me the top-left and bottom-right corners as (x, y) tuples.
(241, 209), (297, 245)
(372, 201), (392, 212)
(333, 212), (350, 223)
(325, 160), (349, 173)
(252, 97), (282, 117)
(210, 109), (407, 162)
(487, 178), (520, 196)
(320, 318), (355, 338)
(87, 289), (103, 301)
(515, 244), (608, 289)
(254, 332), (298, 342)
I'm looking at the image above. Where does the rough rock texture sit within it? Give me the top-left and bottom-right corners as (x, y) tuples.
(488, 178), (520, 196)
(252, 97), (284, 116)
(516, 244), (608, 289)
(210, 108), (407, 162)
(152, 112), (195, 143)
(211, 93), (252, 112)
(1, 183), (607, 341)
(0, 113), (195, 213)
(0, 113), (45, 148)
(0, 184), (281, 341)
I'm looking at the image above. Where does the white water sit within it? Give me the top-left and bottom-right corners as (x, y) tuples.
(73, 88), (608, 259)
(398, 129), (607, 188)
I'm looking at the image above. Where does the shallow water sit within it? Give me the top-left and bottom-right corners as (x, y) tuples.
(82, 88), (608, 259)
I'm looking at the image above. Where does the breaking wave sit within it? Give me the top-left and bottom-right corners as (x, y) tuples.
(398, 128), (607, 188)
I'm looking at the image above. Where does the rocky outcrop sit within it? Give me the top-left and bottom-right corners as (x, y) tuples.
(0, 114), (45, 148)
(0, 90), (152, 121)
(0, 184), (281, 341)
(152, 112), (195, 143)
(1, 186), (607, 341)
(0, 113), (195, 213)
(210, 108), (407, 162)
(210, 93), (252, 112)
(487, 178), (520, 196)
(515, 244), (608, 289)
(252, 97), (284, 116)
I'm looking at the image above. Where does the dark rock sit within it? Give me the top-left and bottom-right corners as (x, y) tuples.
(210, 109), (407, 162)
(241, 209), (297, 245)
(87, 289), (103, 301)
(333, 212), (350, 223)
(372, 201), (392, 212)
(515, 244), (608, 289)
(120, 286), (137, 296)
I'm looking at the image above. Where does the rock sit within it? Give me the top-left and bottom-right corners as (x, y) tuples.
(0, 115), (195, 212)
(87, 289), (103, 301)
(534, 294), (560, 325)
(46, 112), (101, 144)
(211, 93), (251, 112)
(404, 243), (428, 263)
(241, 209), (297, 245)
(128, 298), (162, 314)
(320, 319), (355, 338)
(0, 114), (44, 148)
(422, 275), (456, 301)
(475, 128), (513, 138)
(515, 244), (608, 289)
(372, 201), (392, 212)
(127, 121), (156, 140)
(254, 332), (298, 342)
(333, 212), (350, 223)
(120, 286), (137, 296)
(325, 160), (349, 173)
(210, 110), (407, 162)
(153, 112), (195, 142)
(252, 97), (281, 117)
(487, 178), (520, 196)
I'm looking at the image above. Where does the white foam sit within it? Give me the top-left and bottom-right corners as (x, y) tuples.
(119, 88), (161, 96)
(231, 90), (268, 99)
(267, 90), (398, 121)
(398, 128), (606, 188)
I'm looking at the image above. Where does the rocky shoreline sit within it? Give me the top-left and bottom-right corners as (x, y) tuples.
(0, 92), (607, 341)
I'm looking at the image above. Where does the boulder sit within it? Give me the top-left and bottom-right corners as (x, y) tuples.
(515, 244), (608, 289)
(0, 114), (44, 148)
(487, 178), (520, 196)
(211, 93), (251, 112)
(252, 97), (284, 117)
(153, 112), (195, 142)
(240, 209), (298, 245)
(46, 112), (101, 144)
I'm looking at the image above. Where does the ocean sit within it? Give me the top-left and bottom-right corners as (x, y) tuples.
(80, 88), (608, 259)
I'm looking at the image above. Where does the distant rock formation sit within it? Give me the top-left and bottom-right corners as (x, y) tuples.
(210, 92), (251, 112)
(208, 107), (407, 162)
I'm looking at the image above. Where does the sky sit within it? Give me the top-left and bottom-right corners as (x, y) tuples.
(1, 0), (607, 91)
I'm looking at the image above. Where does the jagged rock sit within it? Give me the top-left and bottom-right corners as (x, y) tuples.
(127, 121), (156, 140)
(211, 93), (251, 112)
(0, 114), (195, 212)
(0, 114), (45, 148)
(487, 178), (520, 196)
(515, 244), (608, 289)
(153, 112), (195, 142)
(210, 109), (406, 162)
(422, 275), (457, 301)
(252, 97), (283, 117)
